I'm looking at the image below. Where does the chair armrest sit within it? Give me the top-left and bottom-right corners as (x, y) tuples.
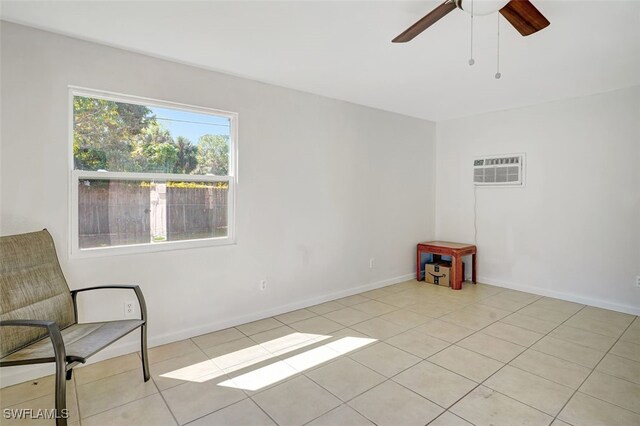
(0, 319), (57, 328)
(70, 285), (147, 323)
(70, 285), (139, 293)
(0, 320), (66, 364)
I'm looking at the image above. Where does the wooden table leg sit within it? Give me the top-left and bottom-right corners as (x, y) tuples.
(416, 246), (421, 281)
(472, 253), (477, 284)
(450, 257), (456, 289)
(452, 255), (463, 290)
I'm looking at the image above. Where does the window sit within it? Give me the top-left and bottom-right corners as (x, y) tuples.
(70, 88), (237, 256)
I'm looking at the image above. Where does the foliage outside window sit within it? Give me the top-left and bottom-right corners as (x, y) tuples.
(70, 89), (237, 256)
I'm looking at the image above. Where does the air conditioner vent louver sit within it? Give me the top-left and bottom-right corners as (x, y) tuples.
(473, 154), (525, 187)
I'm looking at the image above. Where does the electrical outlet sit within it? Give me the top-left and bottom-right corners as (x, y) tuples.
(124, 301), (136, 317)
(369, 258), (375, 269)
(259, 280), (268, 291)
(636, 275), (640, 288)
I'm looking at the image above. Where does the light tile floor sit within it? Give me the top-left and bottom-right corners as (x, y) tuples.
(2, 280), (639, 426)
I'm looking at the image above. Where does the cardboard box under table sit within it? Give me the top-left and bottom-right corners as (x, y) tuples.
(425, 262), (465, 287)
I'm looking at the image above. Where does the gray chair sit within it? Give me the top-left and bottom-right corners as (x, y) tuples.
(0, 229), (149, 426)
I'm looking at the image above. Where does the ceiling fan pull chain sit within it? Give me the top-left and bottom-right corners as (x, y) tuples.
(495, 13), (502, 79)
(468, 0), (475, 66)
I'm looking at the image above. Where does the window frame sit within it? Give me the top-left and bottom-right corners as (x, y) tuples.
(68, 86), (238, 258)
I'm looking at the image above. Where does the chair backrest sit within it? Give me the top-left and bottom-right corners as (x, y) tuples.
(0, 229), (75, 357)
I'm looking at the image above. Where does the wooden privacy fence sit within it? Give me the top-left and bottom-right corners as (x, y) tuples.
(78, 180), (228, 248)
(166, 185), (228, 241)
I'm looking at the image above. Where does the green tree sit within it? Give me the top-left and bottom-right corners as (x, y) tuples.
(195, 135), (229, 175)
(174, 136), (198, 174)
(132, 122), (177, 172)
(73, 96), (154, 171)
(138, 121), (174, 146)
(143, 143), (178, 173)
(116, 103), (154, 135)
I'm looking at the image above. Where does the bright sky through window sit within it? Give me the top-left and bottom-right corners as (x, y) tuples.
(149, 107), (230, 145)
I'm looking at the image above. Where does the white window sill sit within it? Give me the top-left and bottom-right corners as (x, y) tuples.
(69, 236), (236, 259)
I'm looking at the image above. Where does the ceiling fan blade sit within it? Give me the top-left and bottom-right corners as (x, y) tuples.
(392, 0), (457, 43)
(499, 0), (550, 36)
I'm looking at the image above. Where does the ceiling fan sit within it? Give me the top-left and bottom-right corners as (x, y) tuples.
(392, 0), (550, 43)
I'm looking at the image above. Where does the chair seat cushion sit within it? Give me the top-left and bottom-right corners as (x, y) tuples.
(0, 320), (144, 364)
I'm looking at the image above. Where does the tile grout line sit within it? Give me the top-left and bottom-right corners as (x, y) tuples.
(550, 317), (639, 424)
(180, 396), (278, 426)
(79, 344), (210, 424)
(453, 320), (620, 374)
(80, 369), (162, 422)
(155, 370), (182, 426)
(192, 282), (506, 360)
(298, 286), (542, 425)
(548, 321), (633, 340)
(245, 283), (491, 425)
(596, 339), (640, 364)
(424, 294), (591, 425)
(224, 325), (368, 402)
(243, 331), (355, 400)
(301, 361), (390, 424)
(593, 353), (640, 385)
(248, 397), (281, 426)
(425, 292), (551, 374)
(244, 295), (418, 425)
(23, 361), (152, 425)
(73, 373), (81, 426)
(340, 292), (538, 425)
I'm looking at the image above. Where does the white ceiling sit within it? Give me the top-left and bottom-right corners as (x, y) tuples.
(2, 0), (639, 121)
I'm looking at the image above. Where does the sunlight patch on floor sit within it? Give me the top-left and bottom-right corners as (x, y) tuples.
(160, 332), (330, 383)
(218, 336), (377, 391)
(159, 359), (224, 383)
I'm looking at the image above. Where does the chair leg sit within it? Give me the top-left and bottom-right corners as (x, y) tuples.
(66, 369), (73, 381)
(141, 323), (150, 381)
(55, 360), (68, 426)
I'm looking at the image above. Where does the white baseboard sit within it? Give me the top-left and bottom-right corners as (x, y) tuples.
(477, 275), (640, 316)
(0, 272), (415, 388)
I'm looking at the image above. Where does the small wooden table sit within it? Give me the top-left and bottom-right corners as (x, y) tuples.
(417, 241), (477, 290)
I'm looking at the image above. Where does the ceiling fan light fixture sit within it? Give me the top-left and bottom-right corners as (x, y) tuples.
(391, 0), (550, 43)
(456, 0), (510, 16)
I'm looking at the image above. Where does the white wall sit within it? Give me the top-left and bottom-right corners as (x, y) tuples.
(436, 87), (640, 314)
(0, 23), (437, 385)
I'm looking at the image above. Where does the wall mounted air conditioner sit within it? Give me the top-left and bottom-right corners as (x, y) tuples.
(473, 153), (526, 187)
